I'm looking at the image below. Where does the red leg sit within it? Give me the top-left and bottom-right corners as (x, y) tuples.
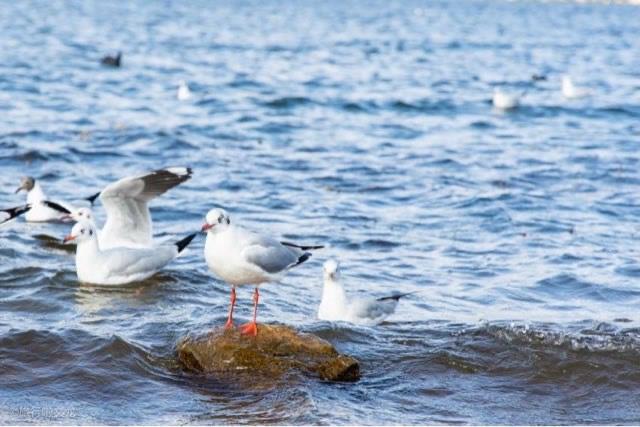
(240, 288), (259, 336)
(224, 287), (236, 329)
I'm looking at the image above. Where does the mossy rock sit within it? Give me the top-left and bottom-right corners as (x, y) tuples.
(177, 324), (360, 382)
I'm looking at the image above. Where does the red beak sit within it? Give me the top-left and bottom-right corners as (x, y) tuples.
(201, 223), (214, 232)
(63, 234), (76, 243)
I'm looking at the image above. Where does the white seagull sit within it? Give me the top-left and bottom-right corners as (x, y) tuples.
(492, 89), (520, 110)
(63, 167), (192, 249)
(15, 176), (74, 222)
(177, 80), (192, 101)
(202, 208), (323, 336)
(63, 220), (196, 285)
(562, 75), (589, 99)
(1, 205), (31, 226)
(318, 259), (412, 326)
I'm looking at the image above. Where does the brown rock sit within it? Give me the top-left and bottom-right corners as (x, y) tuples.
(177, 323), (360, 382)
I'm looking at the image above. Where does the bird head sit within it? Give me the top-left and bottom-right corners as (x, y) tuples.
(15, 176), (35, 194)
(323, 259), (340, 282)
(63, 220), (97, 244)
(202, 208), (231, 233)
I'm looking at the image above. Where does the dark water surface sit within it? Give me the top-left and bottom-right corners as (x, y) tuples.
(2, 0), (640, 424)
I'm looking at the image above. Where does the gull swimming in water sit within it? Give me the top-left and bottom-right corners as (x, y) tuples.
(61, 167), (192, 249)
(1, 205), (31, 226)
(562, 75), (589, 99)
(101, 52), (122, 67)
(202, 208), (323, 336)
(63, 220), (196, 285)
(177, 80), (192, 101)
(15, 176), (74, 222)
(492, 89), (521, 110)
(318, 259), (412, 326)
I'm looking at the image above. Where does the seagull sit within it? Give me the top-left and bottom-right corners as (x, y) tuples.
(202, 208), (323, 336)
(492, 89), (520, 110)
(1, 205), (31, 226)
(63, 220), (196, 285)
(562, 75), (589, 99)
(318, 259), (412, 326)
(101, 52), (122, 67)
(15, 176), (74, 222)
(177, 80), (192, 101)
(63, 167), (192, 249)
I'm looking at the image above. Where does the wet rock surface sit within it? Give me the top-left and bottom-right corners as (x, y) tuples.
(177, 324), (360, 382)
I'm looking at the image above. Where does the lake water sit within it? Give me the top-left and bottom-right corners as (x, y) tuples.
(1, 0), (640, 424)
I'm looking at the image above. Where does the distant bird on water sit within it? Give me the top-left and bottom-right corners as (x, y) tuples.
(101, 52), (122, 67)
(177, 80), (192, 101)
(318, 259), (412, 326)
(492, 89), (521, 111)
(562, 75), (589, 99)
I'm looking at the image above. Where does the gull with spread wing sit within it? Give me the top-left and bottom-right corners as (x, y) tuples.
(58, 167), (192, 249)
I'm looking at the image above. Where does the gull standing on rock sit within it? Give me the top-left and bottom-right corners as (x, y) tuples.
(63, 220), (196, 285)
(202, 208), (323, 336)
(15, 176), (74, 222)
(60, 167), (193, 249)
(318, 259), (412, 326)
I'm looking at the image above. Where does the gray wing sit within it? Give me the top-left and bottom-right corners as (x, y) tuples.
(102, 245), (177, 277)
(350, 297), (398, 322)
(100, 167), (192, 246)
(241, 236), (303, 274)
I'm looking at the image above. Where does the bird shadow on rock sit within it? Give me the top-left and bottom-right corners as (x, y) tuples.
(177, 324), (360, 384)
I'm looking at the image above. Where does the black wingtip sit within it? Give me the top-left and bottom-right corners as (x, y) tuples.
(85, 192), (101, 205)
(377, 292), (415, 302)
(290, 252), (312, 269)
(281, 242), (324, 251)
(42, 201), (71, 214)
(1, 204), (31, 223)
(175, 233), (197, 253)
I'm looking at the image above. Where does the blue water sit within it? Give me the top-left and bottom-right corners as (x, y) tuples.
(1, 0), (640, 424)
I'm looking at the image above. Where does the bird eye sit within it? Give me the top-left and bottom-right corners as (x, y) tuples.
(80, 229), (85, 234)
(218, 215), (223, 223)
(89, 230), (93, 236)
(226, 217), (230, 225)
